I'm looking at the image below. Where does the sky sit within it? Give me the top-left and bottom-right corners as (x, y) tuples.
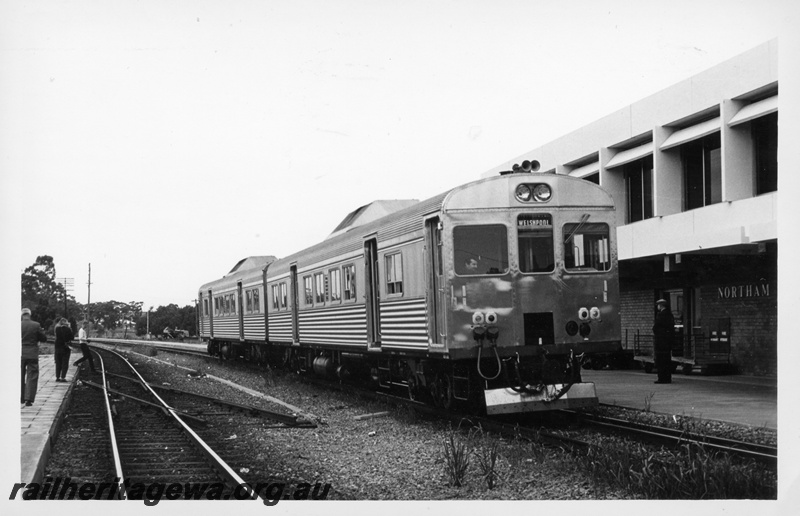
(1, 1), (794, 312)
(2, 1), (800, 513)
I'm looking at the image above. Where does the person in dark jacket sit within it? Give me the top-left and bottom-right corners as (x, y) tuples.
(54, 317), (73, 382)
(21, 308), (48, 406)
(652, 298), (675, 384)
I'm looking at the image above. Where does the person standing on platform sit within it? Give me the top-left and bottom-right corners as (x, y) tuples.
(652, 298), (675, 384)
(54, 317), (73, 382)
(73, 321), (96, 372)
(21, 308), (47, 406)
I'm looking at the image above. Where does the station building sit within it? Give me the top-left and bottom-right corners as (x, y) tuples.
(486, 40), (778, 376)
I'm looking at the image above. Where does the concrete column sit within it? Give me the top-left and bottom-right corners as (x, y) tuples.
(598, 146), (626, 222)
(721, 99), (755, 202)
(653, 126), (683, 216)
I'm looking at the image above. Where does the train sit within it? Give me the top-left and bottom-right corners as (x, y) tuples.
(198, 163), (621, 414)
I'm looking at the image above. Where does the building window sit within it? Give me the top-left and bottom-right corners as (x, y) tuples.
(563, 221), (611, 272)
(582, 173), (599, 185)
(314, 273), (326, 304)
(280, 283), (288, 309)
(517, 214), (554, 273)
(253, 289), (260, 313)
(343, 264), (356, 301)
(329, 268), (342, 302)
(303, 276), (313, 305)
(385, 253), (403, 295)
(624, 155), (653, 223)
(682, 133), (721, 210)
(753, 112), (778, 195)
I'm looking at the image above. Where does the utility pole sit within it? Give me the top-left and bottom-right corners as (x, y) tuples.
(86, 263), (92, 321)
(57, 277), (74, 317)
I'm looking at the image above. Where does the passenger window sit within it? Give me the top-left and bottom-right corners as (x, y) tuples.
(304, 276), (313, 305)
(454, 225), (509, 276)
(253, 289), (260, 313)
(518, 214), (554, 273)
(343, 264), (356, 301)
(272, 285), (280, 310)
(280, 283), (288, 309)
(314, 273), (325, 304)
(329, 268), (342, 302)
(385, 253), (403, 295)
(563, 220), (611, 272)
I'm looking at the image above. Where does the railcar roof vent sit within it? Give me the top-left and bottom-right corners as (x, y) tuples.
(226, 256), (277, 276)
(327, 199), (419, 239)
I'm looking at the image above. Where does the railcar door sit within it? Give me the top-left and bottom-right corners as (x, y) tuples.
(364, 237), (381, 349)
(237, 282), (244, 341)
(290, 264), (299, 344)
(425, 217), (446, 347)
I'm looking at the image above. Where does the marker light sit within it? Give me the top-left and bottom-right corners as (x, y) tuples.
(590, 307), (601, 320)
(485, 312), (498, 324)
(472, 312), (485, 325)
(578, 307), (590, 321)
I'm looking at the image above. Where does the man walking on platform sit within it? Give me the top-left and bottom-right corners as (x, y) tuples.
(21, 308), (47, 406)
(652, 298), (675, 384)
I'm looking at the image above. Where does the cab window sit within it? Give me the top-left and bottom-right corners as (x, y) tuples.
(518, 214), (554, 273)
(454, 225), (509, 276)
(563, 221), (611, 272)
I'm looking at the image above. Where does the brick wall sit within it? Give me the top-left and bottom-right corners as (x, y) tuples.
(620, 289), (653, 351)
(700, 284), (777, 376)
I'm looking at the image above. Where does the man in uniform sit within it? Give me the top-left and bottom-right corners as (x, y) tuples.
(652, 298), (675, 384)
(21, 308), (47, 406)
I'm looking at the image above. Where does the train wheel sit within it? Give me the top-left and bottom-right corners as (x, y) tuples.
(407, 374), (418, 401)
(435, 373), (454, 410)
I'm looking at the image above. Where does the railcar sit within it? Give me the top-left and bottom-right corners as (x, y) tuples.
(199, 166), (621, 414)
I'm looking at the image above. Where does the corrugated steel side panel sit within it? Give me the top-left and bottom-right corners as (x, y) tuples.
(268, 312), (293, 342)
(380, 297), (429, 349)
(212, 317), (239, 339)
(242, 313), (266, 341)
(298, 304), (367, 347)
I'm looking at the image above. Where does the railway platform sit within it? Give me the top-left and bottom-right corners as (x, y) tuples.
(19, 356), (79, 484)
(582, 368), (777, 429)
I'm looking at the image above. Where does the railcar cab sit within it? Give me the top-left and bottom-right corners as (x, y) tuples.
(435, 166), (621, 413)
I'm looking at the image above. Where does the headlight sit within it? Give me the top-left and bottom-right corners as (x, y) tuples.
(515, 184), (532, 202)
(533, 184), (552, 202)
(472, 312), (485, 325)
(578, 307), (589, 321)
(590, 307), (601, 320)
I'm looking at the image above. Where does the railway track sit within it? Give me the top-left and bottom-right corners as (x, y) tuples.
(90, 347), (259, 501)
(568, 409), (777, 466)
(88, 339), (777, 466)
(299, 373), (777, 467)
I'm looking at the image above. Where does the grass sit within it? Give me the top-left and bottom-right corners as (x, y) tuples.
(576, 438), (776, 499)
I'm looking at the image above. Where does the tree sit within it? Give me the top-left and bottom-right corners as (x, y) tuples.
(137, 303), (197, 337)
(90, 300), (143, 335)
(21, 255), (81, 330)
